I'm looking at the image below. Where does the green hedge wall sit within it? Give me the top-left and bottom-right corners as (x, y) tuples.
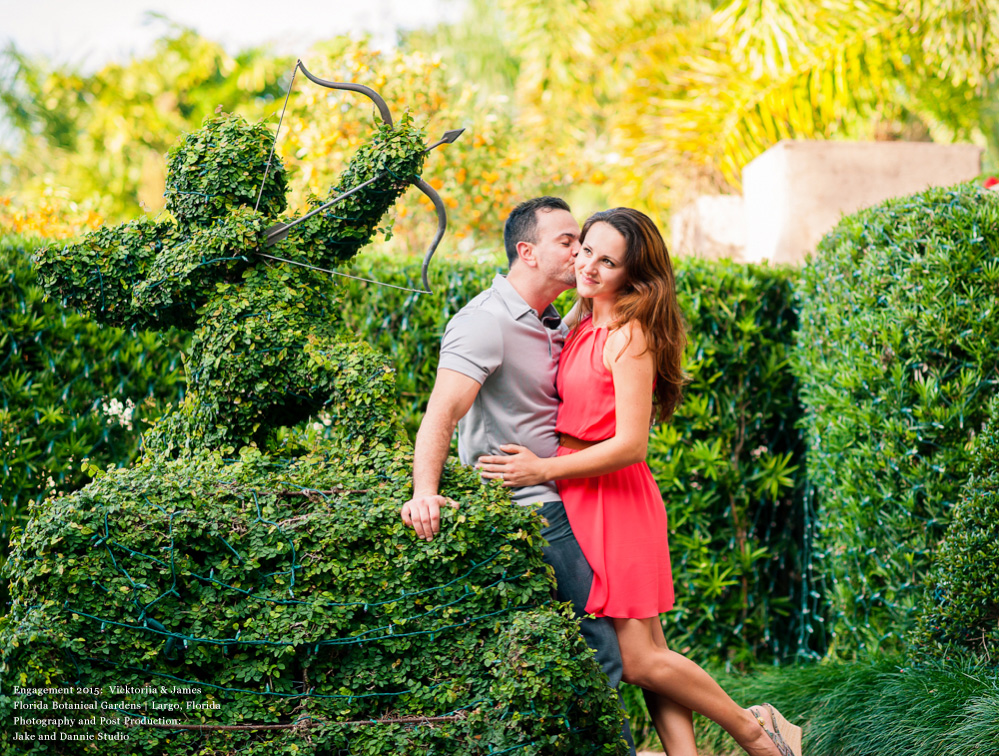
(645, 258), (805, 666)
(0, 236), (185, 552)
(912, 392), (999, 661)
(792, 183), (999, 657)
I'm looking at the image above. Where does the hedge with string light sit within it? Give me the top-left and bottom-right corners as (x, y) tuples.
(3, 111), (628, 754)
(0, 235), (185, 561)
(0, 427), (626, 755)
(911, 391), (999, 662)
(792, 182), (999, 658)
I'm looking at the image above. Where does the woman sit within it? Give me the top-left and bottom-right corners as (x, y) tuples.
(477, 208), (802, 756)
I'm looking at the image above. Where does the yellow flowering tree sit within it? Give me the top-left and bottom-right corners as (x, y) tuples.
(274, 38), (543, 256)
(2, 30), (548, 257)
(492, 0), (999, 213)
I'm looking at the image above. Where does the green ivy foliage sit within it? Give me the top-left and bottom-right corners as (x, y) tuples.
(792, 182), (999, 657)
(5, 106), (629, 754)
(911, 392), (999, 661)
(0, 424), (627, 755)
(334, 255), (807, 666)
(0, 235), (185, 555)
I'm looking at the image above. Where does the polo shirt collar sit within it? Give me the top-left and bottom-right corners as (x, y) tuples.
(492, 274), (563, 328)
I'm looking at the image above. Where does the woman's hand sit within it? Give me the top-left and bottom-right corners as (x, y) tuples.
(476, 444), (550, 487)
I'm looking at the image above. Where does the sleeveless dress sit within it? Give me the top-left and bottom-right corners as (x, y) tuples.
(555, 315), (674, 619)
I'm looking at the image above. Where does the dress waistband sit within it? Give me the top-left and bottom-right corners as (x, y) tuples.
(558, 433), (607, 451)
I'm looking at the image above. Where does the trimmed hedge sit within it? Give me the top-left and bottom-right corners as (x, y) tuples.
(912, 392), (999, 661)
(0, 235), (185, 552)
(3, 107), (629, 754)
(792, 183), (999, 657)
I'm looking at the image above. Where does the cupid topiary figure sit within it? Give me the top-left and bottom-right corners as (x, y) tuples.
(36, 70), (459, 453)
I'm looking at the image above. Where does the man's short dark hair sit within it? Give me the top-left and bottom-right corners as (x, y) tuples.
(503, 197), (571, 267)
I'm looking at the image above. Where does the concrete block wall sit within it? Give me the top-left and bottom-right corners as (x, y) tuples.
(669, 140), (984, 264)
(741, 140), (983, 264)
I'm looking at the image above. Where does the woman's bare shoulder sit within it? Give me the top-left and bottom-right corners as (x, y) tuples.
(605, 319), (649, 366)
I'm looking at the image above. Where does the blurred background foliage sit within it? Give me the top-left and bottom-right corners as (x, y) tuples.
(3, 0), (999, 245)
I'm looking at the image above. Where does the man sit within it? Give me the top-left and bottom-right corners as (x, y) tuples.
(401, 196), (635, 754)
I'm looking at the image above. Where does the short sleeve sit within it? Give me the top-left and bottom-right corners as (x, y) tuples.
(438, 308), (503, 385)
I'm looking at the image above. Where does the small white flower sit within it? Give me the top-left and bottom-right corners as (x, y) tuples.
(97, 397), (136, 431)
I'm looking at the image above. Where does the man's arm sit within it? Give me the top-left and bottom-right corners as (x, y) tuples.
(401, 368), (482, 541)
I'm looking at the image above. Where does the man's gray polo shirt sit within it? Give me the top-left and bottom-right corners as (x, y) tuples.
(438, 274), (566, 506)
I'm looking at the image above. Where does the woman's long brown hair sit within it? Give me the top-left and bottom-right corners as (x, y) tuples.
(576, 207), (689, 423)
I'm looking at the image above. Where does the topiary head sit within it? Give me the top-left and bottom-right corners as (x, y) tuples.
(165, 113), (288, 228)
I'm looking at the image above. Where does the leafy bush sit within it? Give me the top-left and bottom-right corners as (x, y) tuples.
(0, 235), (184, 554)
(792, 182), (999, 657)
(911, 392), (999, 661)
(0, 428), (626, 755)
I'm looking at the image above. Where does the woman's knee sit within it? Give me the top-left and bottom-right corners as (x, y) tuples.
(619, 645), (668, 688)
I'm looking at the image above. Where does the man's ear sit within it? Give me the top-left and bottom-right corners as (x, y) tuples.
(515, 240), (537, 268)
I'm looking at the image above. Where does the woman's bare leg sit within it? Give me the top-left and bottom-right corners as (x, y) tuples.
(640, 618), (696, 755)
(613, 617), (782, 756)
(644, 687), (696, 756)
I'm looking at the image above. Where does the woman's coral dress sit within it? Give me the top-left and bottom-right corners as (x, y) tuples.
(555, 315), (674, 619)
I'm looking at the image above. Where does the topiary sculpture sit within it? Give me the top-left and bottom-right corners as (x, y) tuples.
(1, 65), (627, 755)
(33, 69), (457, 453)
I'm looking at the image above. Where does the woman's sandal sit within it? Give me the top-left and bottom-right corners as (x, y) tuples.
(750, 703), (802, 756)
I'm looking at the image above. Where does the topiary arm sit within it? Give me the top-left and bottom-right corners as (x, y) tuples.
(34, 217), (176, 330)
(286, 115), (428, 270)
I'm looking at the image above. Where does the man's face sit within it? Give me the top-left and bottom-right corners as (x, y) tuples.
(530, 208), (580, 288)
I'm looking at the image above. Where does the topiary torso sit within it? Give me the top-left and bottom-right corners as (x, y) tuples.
(2, 103), (627, 754)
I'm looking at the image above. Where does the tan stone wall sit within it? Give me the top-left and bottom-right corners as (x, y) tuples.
(741, 140), (983, 264)
(670, 195), (746, 261)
